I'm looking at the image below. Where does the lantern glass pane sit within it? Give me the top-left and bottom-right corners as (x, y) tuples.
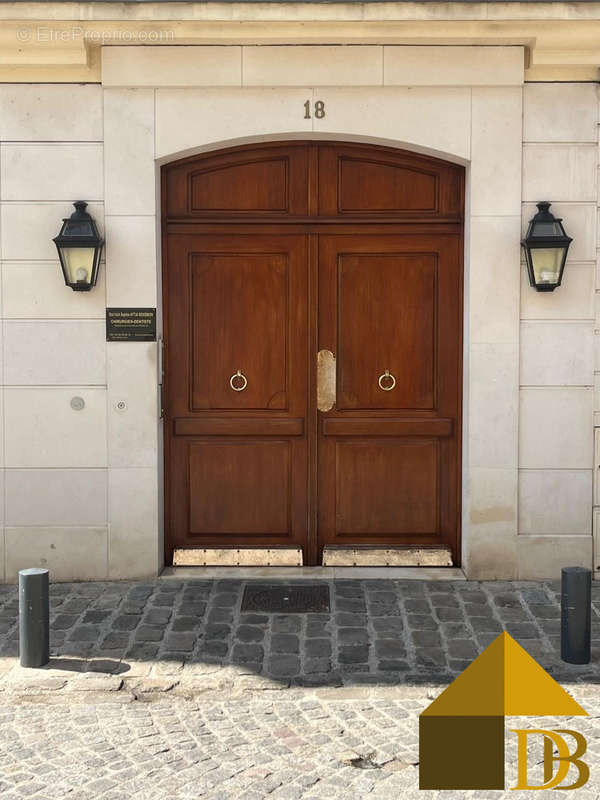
(63, 219), (94, 237)
(60, 247), (96, 285)
(530, 247), (566, 286)
(530, 221), (564, 238)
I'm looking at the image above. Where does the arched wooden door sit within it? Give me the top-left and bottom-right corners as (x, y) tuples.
(162, 141), (464, 566)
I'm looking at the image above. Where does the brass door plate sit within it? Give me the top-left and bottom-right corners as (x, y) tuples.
(323, 547), (453, 567)
(317, 349), (336, 412)
(173, 548), (302, 566)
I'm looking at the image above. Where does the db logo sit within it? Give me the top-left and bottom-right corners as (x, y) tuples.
(419, 633), (589, 790)
(511, 729), (589, 790)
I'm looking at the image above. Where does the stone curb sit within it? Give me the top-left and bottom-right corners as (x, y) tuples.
(2, 684), (596, 714)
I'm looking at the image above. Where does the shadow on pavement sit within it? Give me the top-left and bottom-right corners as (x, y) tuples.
(0, 577), (599, 687)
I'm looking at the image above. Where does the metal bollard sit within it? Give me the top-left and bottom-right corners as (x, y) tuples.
(561, 566), (591, 665)
(19, 568), (50, 668)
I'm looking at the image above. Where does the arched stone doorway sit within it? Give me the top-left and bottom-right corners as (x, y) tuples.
(161, 140), (464, 566)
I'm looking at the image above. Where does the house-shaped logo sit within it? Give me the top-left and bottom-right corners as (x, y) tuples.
(419, 632), (589, 790)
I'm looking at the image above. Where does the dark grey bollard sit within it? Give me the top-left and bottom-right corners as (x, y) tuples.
(561, 566), (591, 665)
(19, 568), (50, 668)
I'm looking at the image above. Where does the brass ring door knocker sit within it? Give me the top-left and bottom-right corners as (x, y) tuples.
(378, 369), (396, 391)
(229, 370), (248, 392)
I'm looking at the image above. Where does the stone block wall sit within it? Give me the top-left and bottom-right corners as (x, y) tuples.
(519, 83), (598, 578)
(0, 84), (160, 582)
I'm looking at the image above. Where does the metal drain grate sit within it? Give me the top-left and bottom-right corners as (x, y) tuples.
(241, 584), (330, 613)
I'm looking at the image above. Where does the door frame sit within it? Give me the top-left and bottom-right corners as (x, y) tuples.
(160, 139), (464, 567)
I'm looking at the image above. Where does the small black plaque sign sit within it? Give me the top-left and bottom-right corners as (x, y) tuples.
(106, 308), (156, 342)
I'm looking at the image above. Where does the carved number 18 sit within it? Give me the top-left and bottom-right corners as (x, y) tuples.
(304, 100), (326, 119)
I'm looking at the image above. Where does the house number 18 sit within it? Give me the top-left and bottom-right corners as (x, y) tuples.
(304, 100), (326, 119)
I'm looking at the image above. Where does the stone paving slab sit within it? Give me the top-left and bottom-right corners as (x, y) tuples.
(0, 688), (599, 799)
(0, 578), (599, 690)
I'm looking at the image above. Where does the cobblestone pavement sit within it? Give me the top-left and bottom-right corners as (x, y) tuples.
(0, 578), (599, 686)
(0, 690), (599, 799)
(1, 579), (600, 798)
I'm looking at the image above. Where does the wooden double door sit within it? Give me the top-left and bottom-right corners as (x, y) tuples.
(163, 142), (464, 565)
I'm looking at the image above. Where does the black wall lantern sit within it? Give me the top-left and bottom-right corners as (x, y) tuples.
(521, 202), (572, 292)
(53, 201), (104, 292)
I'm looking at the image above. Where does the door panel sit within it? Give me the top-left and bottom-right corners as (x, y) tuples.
(335, 439), (439, 535)
(336, 160), (437, 213)
(165, 143), (310, 219)
(165, 233), (308, 550)
(191, 252), (288, 410)
(318, 233), (461, 553)
(336, 252), (436, 410)
(317, 142), (463, 219)
(188, 440), (292, 534)
(190, 159), (289, 213)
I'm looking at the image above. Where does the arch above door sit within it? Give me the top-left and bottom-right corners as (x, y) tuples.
(162, 141), (464, 566)
(162, 140), (464, 222)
